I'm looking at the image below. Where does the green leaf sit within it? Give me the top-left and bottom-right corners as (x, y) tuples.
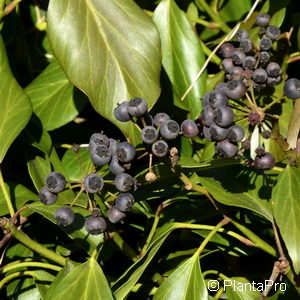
(26, 149), (52, 191)
(219, 0), (251, 22)
(61, 148), (93, 181)
(197, 166), (274, 221)
(0, 35), (32, 162)
(28, 203), (104, 255)
(25, 61), (88, 131)
(0, 182), (38, 216)
(153, 0), (206, 119)
(153, 253), (208, 300)
(45, 258), (113, 300)
(47, 0), (161, 144)
(272, 165), (300, 274)
(112, 223), (177, 299)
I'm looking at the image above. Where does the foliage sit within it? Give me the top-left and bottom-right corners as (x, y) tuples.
(1, 0), (300, 299)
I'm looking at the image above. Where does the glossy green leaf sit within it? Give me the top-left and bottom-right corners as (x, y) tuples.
(47, 0), (161, 144)
(154, 253), (208, 300)
(112, 223), (177, 299)
(197, 166), (274, 221)
(0, 35), (32, 162)
(219, 0), (251, 22)
(25, 61), (88, 131)
(0, 182), (38, 216)
(28, 203), (104, 255)
(153, 0), (206, 119)
(45, 258), (113, 300)
(26, 149), (52, 191)
(61, 148), (93, 181)
(272, 165), (300, 274)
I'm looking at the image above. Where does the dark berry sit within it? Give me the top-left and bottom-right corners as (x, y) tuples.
(255, 146), (266, 156)
(258, 51), (270, 63)
(200, 106), (215, 126)
(226, 80), (246, 100)
(243, 69), (253, 80)
(39, 186), (57, 205)
(153, 113), (170, 127)
(252, 81), (266, 91)
(235, 29), (249, 41)
(209, 91), (228, 108)
(220, 43), (235, 58)
(267, 76), (281, 86)
(83, 174), (104, 193)
(229, 66), (244, 80)
(84, 216), (107, 235)
(114, 173), (135, 192)
(284, 78), (300, 99)
(109, 156), (125, 175)
(266, 62), (281, 77)
(107, 206), (126, 224)
(116, 142), (136, 163)
(108, 138), (118, 156)
(232, 50), (246, 65)
(143, 112), (154, 126)
(141, 126), (158, 144)
(160, 120), (180, 140)
(151, 140), (169, 157)
(228, 125), (245, 142)
(256, 13), (270, 27)
(210, 123), (229, 141)
(127, 98), (148, 117)
(252, 68), (268, 83)
(221, 58), (234, 73)
(55, 207), (75, 227)
(243, 56), (256, 69)
(215, 139), (238, 158)
(181, 119), (199, 138)
(89, 133), (110, 151)
(116, 193), (134, 212)
(45, 172), (66, 193)
(254, 152), (275, 170)
(240, 39), (253, 53)
(266, 26), (280, 40)
(90, 144), (112, 166)
(215, 83), (227, 94)
(114, 102), (131, 122)
(203, 126), (213, 141)
(201, 92), (211, 106)
(214, 106), (234, 127)
(260, 37), (272, 51)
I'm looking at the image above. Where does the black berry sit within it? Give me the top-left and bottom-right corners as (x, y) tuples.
(151, 140), (169, 157)
(107, 206), (126, 224)
(141, 126), (158, 144)
(215, 139), (238, 158)
(116, 193), (134, 212)
(214, 106), (234, 127)
(84, 216), (107, 235)
(45, 172), (66, 193)
(256, 13), (270, 27)
(109, 156), (125, 175)
(114, 173), (135, 192)
(83, 174), (104, 193)
(160, 120), (180, 140)
(127, 98), (148, 117)
(55, 207), (75, 227)
(228, 125), (245, 142)
(39, 186), (57, 205)
(266, 26), (280, 40)
(260, 37), (272, 51)
(284, 78), (300, 99)
(252, 68), (268, 83)
(153, 113), (171, 127)
(90, 144), (112, 166)
(181, 119), (199, 138)
(116, 142), (136, 163)
(114, 102), (131, 122)
(254, 152), (275, 170)
(226, 80), (246, 100)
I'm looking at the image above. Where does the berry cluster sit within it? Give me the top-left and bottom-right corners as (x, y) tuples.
(114, 98), (199, 158)
(198, 13), (284, 167)
(38, 130), (140, 234)
(220, 14), (281, 91)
